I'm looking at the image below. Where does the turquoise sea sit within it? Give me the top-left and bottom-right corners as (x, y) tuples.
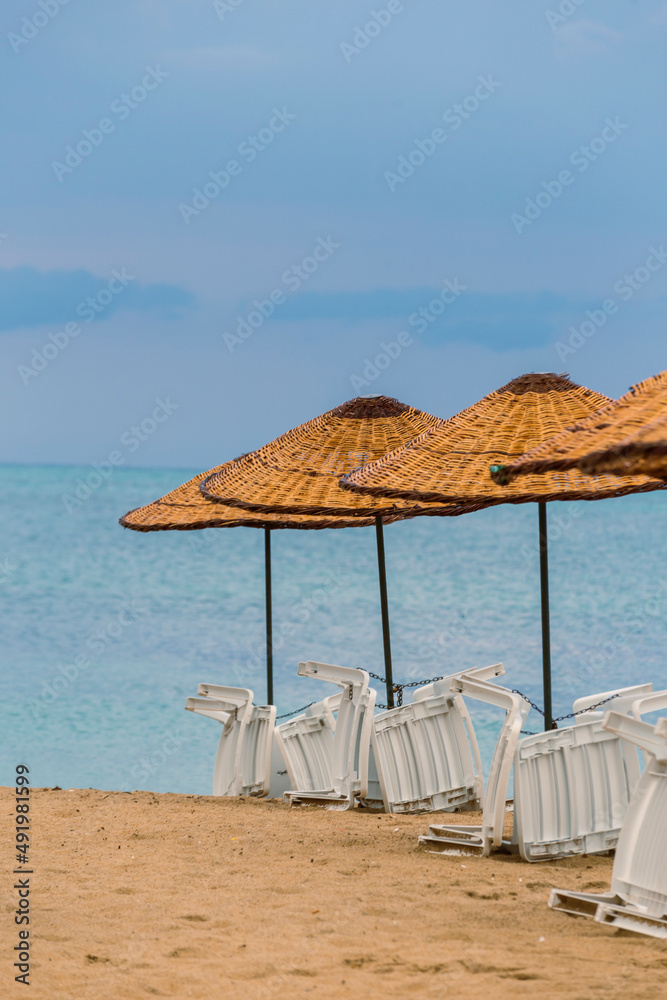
(2, 463), (667, 794)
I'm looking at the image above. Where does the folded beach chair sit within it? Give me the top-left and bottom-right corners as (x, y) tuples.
(419, 677), (660, 859)
(185, 684), (277, 797)
(369, 663), (504, 814)
(549, 711), (667, 938)
(419, 673), (530, 856)
(277, 661), (376, 810)
(512, 683), (660, 861)
(275, 691), (342, 793)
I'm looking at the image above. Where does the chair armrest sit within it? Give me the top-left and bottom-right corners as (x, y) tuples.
(300, 660), (370, 690)
(185, 696), (232, 728)
(196, 683), (254, 707)
(631, 689), (667, 720)
(602, 710), (667, 761)
(451, 674), (526, 713)
(413, 663), (504, 702)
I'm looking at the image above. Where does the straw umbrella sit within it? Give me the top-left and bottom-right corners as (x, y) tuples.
(122, 396), (445, 706)
(490, 369), (667, 482)
(341, 373), (664, 729)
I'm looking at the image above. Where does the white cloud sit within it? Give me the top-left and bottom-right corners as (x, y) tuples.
(555, 19), (624, 57)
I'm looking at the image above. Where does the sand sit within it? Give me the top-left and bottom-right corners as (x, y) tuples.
(2, 787), (665, 999)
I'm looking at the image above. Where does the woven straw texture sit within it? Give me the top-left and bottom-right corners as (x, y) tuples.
(579, 414), (667, 480)
(120, 460), (407, 532)
(199, 395), (447, 517)
(341, 373), (664, 510)
(486, 370), (667, 483)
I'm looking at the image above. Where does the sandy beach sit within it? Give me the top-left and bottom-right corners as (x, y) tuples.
(2, 787), (665, 999)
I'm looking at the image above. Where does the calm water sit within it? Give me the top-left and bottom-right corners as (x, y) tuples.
(2, 463), (666, 793)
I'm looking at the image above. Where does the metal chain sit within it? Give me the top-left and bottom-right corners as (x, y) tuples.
(369, 671), (445, 709)
(401, 676), (445, 689)
(275, 702), (315, 721)
(511, 690), (546, 716)
(511, 690), (621, 726)
(279, 685), (620, 724)
(553, 692), (620, 722)
(368, 672), (445, 688)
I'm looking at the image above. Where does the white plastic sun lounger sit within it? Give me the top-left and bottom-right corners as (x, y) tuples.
(513, 683), (660, 861)
(275, 691), (342, 793)
(241, 703), (279, 796)
(370, 663), (504, 814)
(549, 711), (667, 938)
(419, 673), (531, 855)
(420, 679), (661, 860)
(185, 684), (277, 797)
(277, 661), (376, 810)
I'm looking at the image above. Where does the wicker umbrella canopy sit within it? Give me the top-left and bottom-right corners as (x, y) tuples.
(341, 373), (665, 729)
(121, 461), (390, 532)
(122, 395), (445, 706)
(488, 370), (667, 483)
(200, 395), (442, 517)
(341, 373), (661, 509)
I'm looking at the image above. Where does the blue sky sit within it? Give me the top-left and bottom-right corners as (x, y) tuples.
(2, 0), (667, 469)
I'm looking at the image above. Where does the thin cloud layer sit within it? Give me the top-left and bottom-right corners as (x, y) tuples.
(0, 266), (195, 332)
(276, 288), (591, 351)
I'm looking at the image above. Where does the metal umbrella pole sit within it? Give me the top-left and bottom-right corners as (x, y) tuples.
(538, 502), (553, 731)
(375, 516), (394, 708)
(264, 528), (273, 705)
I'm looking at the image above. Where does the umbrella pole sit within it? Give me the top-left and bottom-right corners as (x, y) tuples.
(538, 502), (553, 730)
(264, 528), (273, 705)
(375, 516), (394, 709)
